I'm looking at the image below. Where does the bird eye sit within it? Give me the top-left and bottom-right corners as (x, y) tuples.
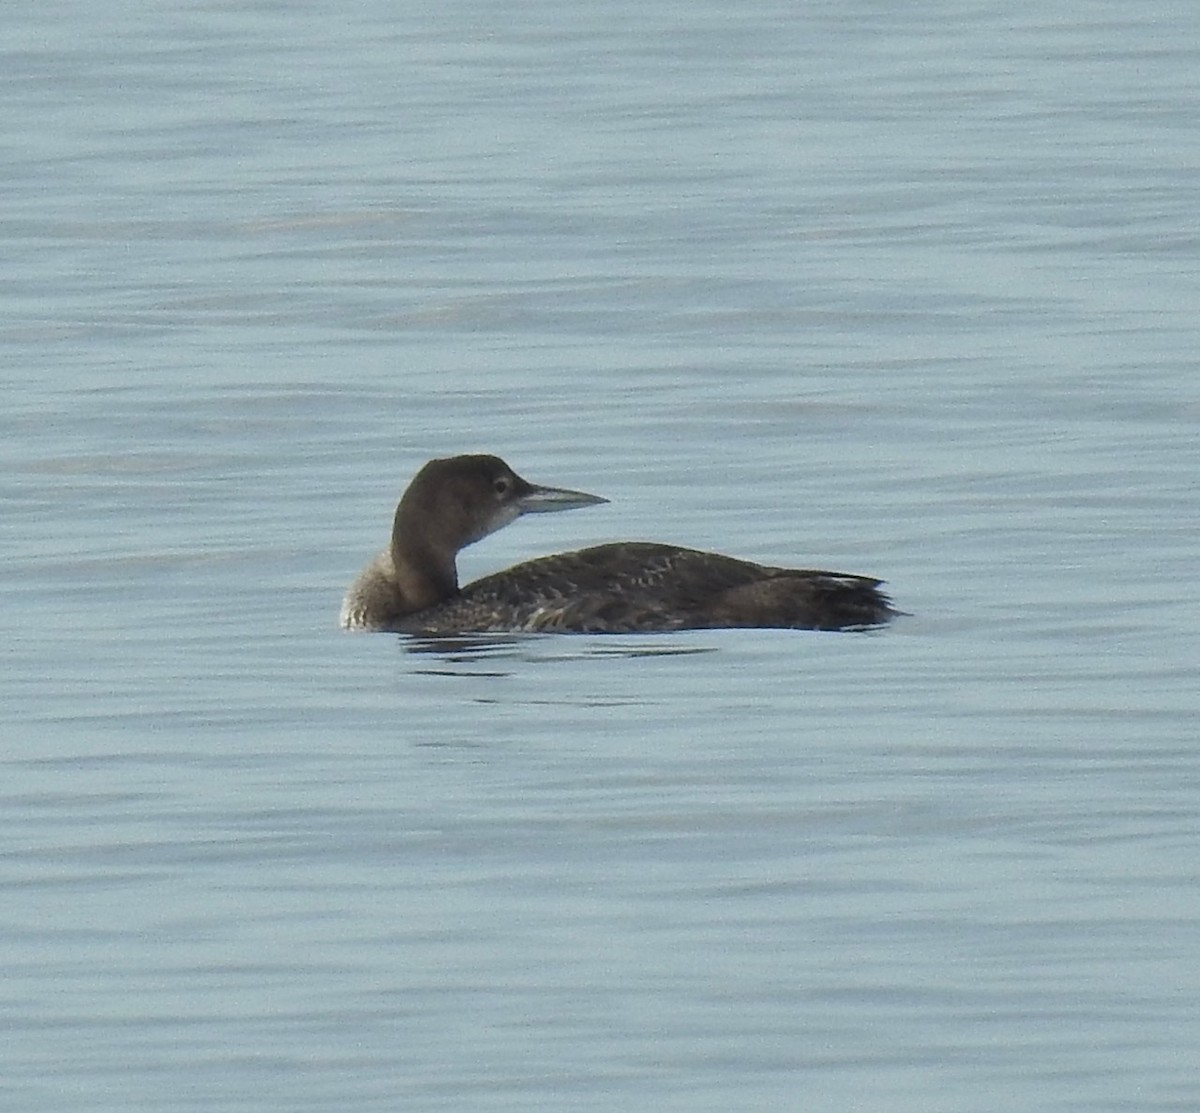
(493, 476), (511, 496)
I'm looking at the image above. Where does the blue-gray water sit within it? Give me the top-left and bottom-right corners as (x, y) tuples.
(4, 2), (1199, 1111)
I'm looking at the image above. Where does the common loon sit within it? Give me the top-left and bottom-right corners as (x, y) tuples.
(340, 455), (896, 635)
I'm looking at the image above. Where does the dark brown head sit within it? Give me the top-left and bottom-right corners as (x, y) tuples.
(390, 455), (607, 586)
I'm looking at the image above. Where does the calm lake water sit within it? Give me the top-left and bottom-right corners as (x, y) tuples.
(4, 2), (1199, 1110)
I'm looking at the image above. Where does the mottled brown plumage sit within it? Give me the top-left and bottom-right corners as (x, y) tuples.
(340, 455), (896, 635)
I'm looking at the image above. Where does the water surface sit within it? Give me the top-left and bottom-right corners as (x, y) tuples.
(3, 2), (1199, 1111)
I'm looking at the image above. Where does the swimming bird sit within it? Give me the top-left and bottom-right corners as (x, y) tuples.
(340, 454), (896, 635)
